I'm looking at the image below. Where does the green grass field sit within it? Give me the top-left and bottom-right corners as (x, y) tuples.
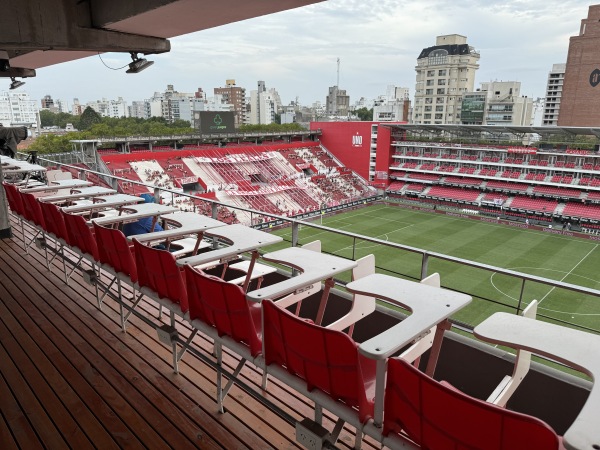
(269, 204), (600, 333)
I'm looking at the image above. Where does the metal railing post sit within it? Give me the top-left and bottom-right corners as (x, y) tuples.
(421, 253), (429, 280)
(291, 222), (299, 247)
(516, 278), (527, 315)
(211, 202), (218, 220)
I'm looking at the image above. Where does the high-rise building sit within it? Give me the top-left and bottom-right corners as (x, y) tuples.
(129, 100), (149, 119)
(249, 81), (277, 125)
(558, 5), (600, 126)
(214, 80), (246, 127)
(325, 86), (350, 116)
(543, 64), (565, 126)
(373, 85), (410, 122)
(86, 97), (129, 118)
(40, 95), (54, 110)
(412, 34), (480, 125)
(478, 81), (533, 126)
(72, 98), (84, 116)
(0, 91), (37, 126)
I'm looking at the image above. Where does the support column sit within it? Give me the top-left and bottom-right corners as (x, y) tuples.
(0, 164), (12, 239)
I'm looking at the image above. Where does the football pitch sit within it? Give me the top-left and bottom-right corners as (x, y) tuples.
(270, 204), (600, 333)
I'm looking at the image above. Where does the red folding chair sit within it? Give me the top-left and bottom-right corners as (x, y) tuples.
(185, 265), (264, 412)
(262, 299), (376, 448)
(19, 191), (46, 253)
(2, 182), (26, 249)
(93, 222), (141, 331)
(383, 357), (562, 450)
(133, 239), (189, 373)
(62, 210), (101, 296)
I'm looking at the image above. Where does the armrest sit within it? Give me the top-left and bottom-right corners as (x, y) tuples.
(486, 300), (536, 406)
(271, 283), (321, 308)
(326, 255), (376, 332)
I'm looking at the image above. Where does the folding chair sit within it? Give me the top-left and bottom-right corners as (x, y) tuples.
(262, 299), (377, 449)
(185, 265), (264, 413)
(382, 357), (561, 450)
(93, 223), (141, 331)
(133, 239), (190, 373)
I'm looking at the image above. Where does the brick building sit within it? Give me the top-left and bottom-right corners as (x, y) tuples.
(558, 5), (600, 126)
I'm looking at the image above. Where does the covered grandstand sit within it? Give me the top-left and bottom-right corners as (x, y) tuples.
(56, 140), (377, 226)
(378, 126), (600, 229)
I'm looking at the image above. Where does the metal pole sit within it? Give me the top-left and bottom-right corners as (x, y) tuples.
(516, 278), (526, 315)
(421, 253), (429, 280)
(0, 160), (12, 239)
(291, 222), (299, 247)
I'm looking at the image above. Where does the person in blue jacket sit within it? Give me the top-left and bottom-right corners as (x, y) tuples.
(123, 193), (164, 236)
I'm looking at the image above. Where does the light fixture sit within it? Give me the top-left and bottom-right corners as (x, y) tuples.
(126, 52), (154, 74)
(9, 77), (25, 90)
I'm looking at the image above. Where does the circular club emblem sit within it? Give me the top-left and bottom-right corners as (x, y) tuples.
(590, 69), (600, 87)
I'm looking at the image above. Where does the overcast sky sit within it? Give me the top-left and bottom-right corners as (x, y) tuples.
(13, 0), (595, 109)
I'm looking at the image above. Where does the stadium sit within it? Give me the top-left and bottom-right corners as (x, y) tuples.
(2, 1), (600, 450)
(2, 121), (599, 449)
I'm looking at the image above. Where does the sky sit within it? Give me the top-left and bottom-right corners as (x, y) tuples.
(12, 0), (596, 109)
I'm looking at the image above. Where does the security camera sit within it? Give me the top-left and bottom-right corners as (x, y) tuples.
(0, 59), (9, 72)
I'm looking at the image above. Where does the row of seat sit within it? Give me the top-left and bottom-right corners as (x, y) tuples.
(0, 178), (580, 449)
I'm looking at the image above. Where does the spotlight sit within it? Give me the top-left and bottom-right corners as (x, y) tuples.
(126, 52), (154, 74)
(9, 77), (25, 90)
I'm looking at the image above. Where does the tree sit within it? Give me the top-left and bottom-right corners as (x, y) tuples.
(78, 107), (102, 130)
(238, 123), (305, 133)
(39, 109), (56, 127)
(355, 107), (373, 121)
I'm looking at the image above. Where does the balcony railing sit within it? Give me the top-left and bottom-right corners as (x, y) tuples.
(30, 153), (600, 336)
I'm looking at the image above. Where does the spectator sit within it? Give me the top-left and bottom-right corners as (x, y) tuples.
(123, 194), (164, 237)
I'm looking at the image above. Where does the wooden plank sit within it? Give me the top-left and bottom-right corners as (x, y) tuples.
(0, 373), (43, 450)
(0, 217), (377, 449)
(0, 289), (123, 449)
(0, 249), (195, 450)
(0, 411), (20, 450)
(0, 342), (68, 449)
(0, 310), (95, 448)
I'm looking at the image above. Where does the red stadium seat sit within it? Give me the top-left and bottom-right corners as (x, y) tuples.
(186, 266), (264, 411)
(133, 240), (189, 372)
(262, 299), (376, 425)
(383, 357), (561, 450)
(134, 240), (188, 314)
(93, 223), (139, 329)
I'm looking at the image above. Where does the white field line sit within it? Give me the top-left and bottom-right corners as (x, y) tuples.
(537, 244), (598, 306)
(332, 223), (415, 254)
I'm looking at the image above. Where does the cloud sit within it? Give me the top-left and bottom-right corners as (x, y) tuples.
(18, 0), (594, 108)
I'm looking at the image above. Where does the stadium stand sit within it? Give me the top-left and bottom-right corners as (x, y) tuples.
(426, 186), (480, 202)
(95, 142), (374, 225)
(486, 180), (528, 192)
(563, 203), (600, 220)
(533, 186), (582, 198)
(509, 196), (558, 213)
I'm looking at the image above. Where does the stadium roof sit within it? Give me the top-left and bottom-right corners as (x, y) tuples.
(0, 0), (324, 77)
(382, 124), (600, 138)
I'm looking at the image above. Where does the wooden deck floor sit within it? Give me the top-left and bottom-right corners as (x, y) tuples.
(0, 216), (379, 450)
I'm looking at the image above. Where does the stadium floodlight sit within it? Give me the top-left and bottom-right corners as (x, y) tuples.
(126, 52), (154, 74)
(9, 77), (25, 90)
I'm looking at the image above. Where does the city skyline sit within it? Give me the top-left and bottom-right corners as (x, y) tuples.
(4, 0), (594, 107)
